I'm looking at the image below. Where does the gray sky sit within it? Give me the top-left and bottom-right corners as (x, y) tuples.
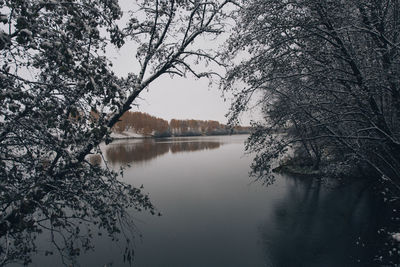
(110, 43), (233, 124)
(108, 0), (255, 126)
(135, 76), (232, 123)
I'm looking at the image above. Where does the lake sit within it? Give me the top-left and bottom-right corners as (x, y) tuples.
(31, 135), (388, 266)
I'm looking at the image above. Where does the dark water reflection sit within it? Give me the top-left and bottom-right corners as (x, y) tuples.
(105, 137), (221, 165)
(29, 135), (395, 266)
(260, 176), (387, 267)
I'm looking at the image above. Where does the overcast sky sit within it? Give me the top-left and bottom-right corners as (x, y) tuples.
(107, 0), (256, 126)
(110, 44), (234, 124)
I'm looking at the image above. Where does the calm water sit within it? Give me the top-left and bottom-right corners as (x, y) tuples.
(32, 135), (387, 266)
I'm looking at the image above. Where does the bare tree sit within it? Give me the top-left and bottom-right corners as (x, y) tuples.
(0, 0), (236, 265)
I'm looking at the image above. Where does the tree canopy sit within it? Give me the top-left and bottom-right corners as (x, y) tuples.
(224, 0), (400, 187)
(0, 0), (236, 264)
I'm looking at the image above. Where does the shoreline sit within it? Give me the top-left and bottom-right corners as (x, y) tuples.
(110, 132), (251, 141)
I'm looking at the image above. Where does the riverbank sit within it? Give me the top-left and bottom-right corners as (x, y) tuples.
(110, 131), (251, 140)
(272, 156), (372, 181)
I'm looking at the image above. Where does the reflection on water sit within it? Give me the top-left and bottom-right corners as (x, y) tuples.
(29, 135), (397, 266)
(261, 176), (387, 267)
(105, 138), (222, 165)
(88, 154), (102, 165)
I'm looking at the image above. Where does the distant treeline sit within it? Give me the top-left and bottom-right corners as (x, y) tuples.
(112, 111), (250, 137)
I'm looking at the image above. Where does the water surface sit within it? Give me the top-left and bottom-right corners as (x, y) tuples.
(32, 135), (385, 266)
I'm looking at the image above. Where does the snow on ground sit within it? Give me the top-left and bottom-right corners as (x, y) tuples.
(110, 131), (145, 139)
